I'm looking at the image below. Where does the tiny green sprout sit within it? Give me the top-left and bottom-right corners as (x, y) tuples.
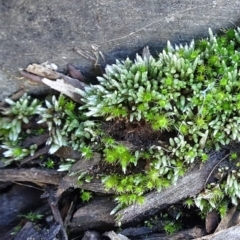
(195, 116), (207, 129)
(19, 212), (43, 222)
(65, 100), (76, 111)
(36, 128), (45, 135)
(184, 198), (195, 209)
(142, 92), (153, 102)
(218, 201), (228, 218)
(84, 175), (93, 183)
(44, 158), (55, 169)
(230, 152), (238, 160)
(201, 153), (208, 162)
(81, 145), (93, 159)
(80, 190), (92, 202)
(163, 221), (181, 235)
(10, 225), (22, 236)
(150, 114), (171, 131)
(102, 175), (119, 190)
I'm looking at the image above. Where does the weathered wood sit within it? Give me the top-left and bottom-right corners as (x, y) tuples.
(215, 206), (240, 233)
(22, 134), (49, 148)
(70, 197), (116, 231)
(14, 221), (61, 240)
(26, 63), (61, 80)
(57, 176), (114, 197)
(141, 227), (205, 240)
(194, 225), (240, 240)
(205, 210), (219, 233)
(48, 190), (68, 240)
(55, 146), (82, 159)
(24, 62), (87, 103)
(0, 168), (65, 185)
(64, 196), (77, 228)
(57, 152), (114, 196)
(67, 63), (85, 82)
(20, 145), (50, 164)
(116, 150), (228, 226)
(20, 70), (44, 84)
(42, 77), (84, 103)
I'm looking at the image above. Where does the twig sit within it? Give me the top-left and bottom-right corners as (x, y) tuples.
(204, 153), (230, 189)
(20, 70), (43, 84)
(47, 187), (68, 240)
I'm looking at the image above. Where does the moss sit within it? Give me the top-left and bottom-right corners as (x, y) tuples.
(2, 28), (240, 216)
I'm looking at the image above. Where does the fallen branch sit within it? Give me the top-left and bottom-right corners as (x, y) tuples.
(0, 168), (65, 185)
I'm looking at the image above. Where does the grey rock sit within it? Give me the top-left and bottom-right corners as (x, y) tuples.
(0, 1), (240, 99)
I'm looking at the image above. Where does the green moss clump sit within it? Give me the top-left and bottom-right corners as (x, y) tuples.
(77, 28), (240, 212)
(2, 28), (240, 216)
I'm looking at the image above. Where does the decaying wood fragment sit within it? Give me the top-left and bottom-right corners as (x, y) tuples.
(14, 221), (61, 240)
(48, 189), (68, 240)
(116, 150), (228, 226)
(26, 63), (62, 79)
(194, 225), (240, 240)
(22, 63), (88, 102)
(55, 146), (82, 159)
(57, 152), (114, 196)
(68, 152), (101, 173)
(215, 206), (240, 232)
(70, 197), (116, 231)
(67, 63), (85, 82)
(141, 227), (205, 240)
(0, 168), (65, 185)
(57, 177), (114, 197)
(20, 70), (44, 84)
(205, 210), (219, 233)
(64, 196), (77, 228)
(42, 78), (84, 103)
(20, 145), (50, 164)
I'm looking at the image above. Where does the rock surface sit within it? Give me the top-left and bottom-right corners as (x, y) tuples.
(0, 0), (240, 99)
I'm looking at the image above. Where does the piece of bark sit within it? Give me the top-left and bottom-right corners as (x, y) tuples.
(0, 168), (65, 185)
(0, 89), (26, 107)
(14, 221), (61, 240)
(70, 197), (116, 231)
(42, 78), (84, 104)
(194, 225), (240, 240)
(26, 63), (62, 79)
(64, 196), (77, 228)
(20, 145), (50, 165)
(57, 175), (114, 197)
(67, 63), (85, 82)
(142, 227), (205, 240)
(55, 146), (82, 159)
(57, 152), (114, 196)
(48, 193), (68, 240)
(116, 149), (228, 226)
(22, 134), (49, 148)
(20, 70), (44, 84)
(103, 231), (130, 240)
(119, 227), (154, 237)
(68, 152), (101, 173)
(205, 210), (219, 234)
(215, 206), (240, 232)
